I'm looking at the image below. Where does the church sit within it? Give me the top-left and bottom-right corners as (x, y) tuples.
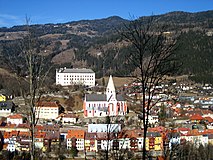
(83, 75), (127, 117)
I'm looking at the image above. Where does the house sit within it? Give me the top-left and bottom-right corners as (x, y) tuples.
(56, 68), (95, 86)
(85, 132), (98, 152)
(0, 94), (6, 102)
(7, 136), (16, 152)
(181, 129), (209, 147)
(189, 114), (203, 123)
(117, 130), (131, 150)
(35, 132), (46, 149)
(146, 132), (163, 151)
(167, 132), (181, 150)
(66, 129), (85, 151)
(56, 113), (78, 124)
(96, 132), (115, 151)
(35, 101), (59, 120)
(7, 114), (23, 125)
(0, 101), (15, 117)
(83, 75), (127, 117)
(16, 132), (31, 152)
(0, 123), (29, 133)
(208, 134), (213, 145)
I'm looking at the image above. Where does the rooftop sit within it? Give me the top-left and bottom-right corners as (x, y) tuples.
(57, 68), (94, 74)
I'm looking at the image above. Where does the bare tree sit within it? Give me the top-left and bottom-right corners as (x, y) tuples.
(19, 17), (51, 160)
(119, 16), (179, 160)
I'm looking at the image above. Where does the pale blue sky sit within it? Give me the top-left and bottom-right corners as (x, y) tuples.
(0, 0), (213, 27)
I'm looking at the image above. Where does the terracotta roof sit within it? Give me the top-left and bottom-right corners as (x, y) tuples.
(7, 114), (23, 119)
(36, 101), (59, 108)
(35, 132), (46, 139)
(190, 114), (203, 120)
(67, 129), (85, 139)
(201, 110), (213, 115)
(177, 127), (191, 132)
(204, 117), (213, 123)
(148, 126), (166, 133)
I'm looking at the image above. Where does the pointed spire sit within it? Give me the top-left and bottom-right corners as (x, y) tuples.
(106, 75), (116, 101)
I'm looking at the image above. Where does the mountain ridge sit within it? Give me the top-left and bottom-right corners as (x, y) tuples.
(0, 10), (213, 89)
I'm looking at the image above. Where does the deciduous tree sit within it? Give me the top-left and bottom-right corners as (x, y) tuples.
(119, 16), (179, 160)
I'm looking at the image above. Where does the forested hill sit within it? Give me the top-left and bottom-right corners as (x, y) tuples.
(0, 10), (213, 85)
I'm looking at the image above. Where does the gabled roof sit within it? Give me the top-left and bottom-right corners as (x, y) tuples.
(7, 114), (23, 119)
(190, 114), (203, 120)
(204, 117), (213, 123)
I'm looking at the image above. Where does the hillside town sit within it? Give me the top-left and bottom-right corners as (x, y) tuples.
(0, 68), (213, 159)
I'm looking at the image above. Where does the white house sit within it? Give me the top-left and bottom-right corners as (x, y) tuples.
(56, 68), (95, 86)
(7, 114), (23, 125)
(7, 137), (17, 152)
(56, 113), (78, 124)
(66, 130), (85, 151)
(0, 101), (14, 117)
(83, 75), (128, 117)
(35, 101), (59, 120)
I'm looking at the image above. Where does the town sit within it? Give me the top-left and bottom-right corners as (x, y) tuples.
(0, 67), (213, 159)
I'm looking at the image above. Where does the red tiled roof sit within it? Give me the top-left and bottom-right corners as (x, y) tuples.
(177, 127), (191, 132)
(7, 114), (23, 119)
(67, 129), (85, 139)
(36, 101), (59, 108)
(190, 114), (203, 120)
(204, 117), (213, 123)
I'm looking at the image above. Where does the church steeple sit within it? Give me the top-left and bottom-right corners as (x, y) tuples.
(106, 75), (116, 101)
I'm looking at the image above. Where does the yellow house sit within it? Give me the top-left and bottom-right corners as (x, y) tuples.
(85, 132), (98, 152)
(147, 132), (163, 151)
(0, 94), (6, 102)
(154, 136), (163, 151)
(145, 137), (149, 151)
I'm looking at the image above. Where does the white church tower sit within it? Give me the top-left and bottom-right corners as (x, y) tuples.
(106, 75), (116, 102)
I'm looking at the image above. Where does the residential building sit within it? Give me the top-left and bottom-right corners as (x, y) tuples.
(96, 132), (115, 151)
(56, 113), (78, 124)
(85, 132), (98, 152)
(7, 136), (16, 152)
(83, 75), (127, 117)
(181, 129), (209, 147)
(35, 101), (59, 120)
(7, 114), (23, 125)
(56, 68), (95, 86)
(0, 124), (29, 133)
(0, 101), (14, 117)
(189, 114), (204, 123)
(66, 129), (85, 151)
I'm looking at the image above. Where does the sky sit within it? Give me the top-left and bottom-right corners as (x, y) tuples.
(0, 0), (213, 28)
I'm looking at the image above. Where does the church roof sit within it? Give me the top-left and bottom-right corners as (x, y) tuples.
(106, 75), (115, 92)
(85, 94), (125, 101)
